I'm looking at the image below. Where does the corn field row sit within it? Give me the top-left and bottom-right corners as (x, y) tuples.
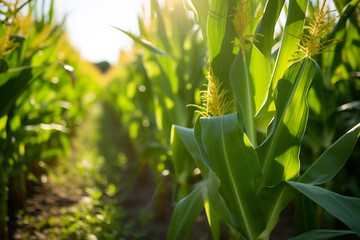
(1, 0), (360, 239)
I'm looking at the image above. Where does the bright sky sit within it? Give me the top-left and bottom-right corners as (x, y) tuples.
(55, 0), (150, 64)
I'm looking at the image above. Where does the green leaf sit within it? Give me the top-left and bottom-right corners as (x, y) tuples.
(288, 229), (356, 240)
(256, 0), (308, 126)
(195, 113), (264, 239)
(172, 125), (232, 229)
(0, 66), (47, 119)
(203, 187), (220, 240)
(0, 58), (8, 74)
(230, 45), (271, 146)
(271, 0), (308, 90)
(294, 195), (318, 234)
(167, 182), (204, 240)
(207, 0), (228, 61)
(206, 171), (232, 227)
(184, 0), (210, 42)
(113, 26), (172, 57)
(255, 0), (285, 59)
(257, 59), (320, 188)
(207, 0), (236, 106)
(170, 125), (194, 185)
(287, 181), (360, 236)
(175, 125), (209, 177)
(298, 123), (360, 185)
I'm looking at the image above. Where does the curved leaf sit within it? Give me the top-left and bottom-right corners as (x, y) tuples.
(207, 0), (227, 61)
(271, 0), (308, 90)
(113, 26), (172, 57)
(172, 125), (208, 177)
(230, 45), (271, 146)
(287, 181), (360, 236)
(170, 125), (194, 186)
(196, 113), (264, 239)
(167, 183), (204, 240)
(184, 0), (210, 42)
(288, 229), (356, 240)
(299, 123), (360, 185)
(255, 0), (285, 59)
(257, 58), (320, 188)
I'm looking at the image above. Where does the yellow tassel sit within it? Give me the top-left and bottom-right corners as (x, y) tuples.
(291, 0), (341, 59)
(187, 60), (233, 117)
(230, 0), (263, 58)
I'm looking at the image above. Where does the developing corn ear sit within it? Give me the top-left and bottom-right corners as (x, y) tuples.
(169, 0), (360, 239)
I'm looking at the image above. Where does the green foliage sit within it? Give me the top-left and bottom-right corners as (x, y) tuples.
(169, 0), (360, 239)
(0, 1), (100, 239)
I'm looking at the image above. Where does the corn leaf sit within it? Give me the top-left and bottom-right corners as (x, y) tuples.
(0, 66), (46, 119)
(0, 59), (8, 74)
(288, 229), (356, 240)
(195, 113), (264, 239)
(271, 0), (308, 90)
(206, 171), (232, 227)
(171, 125), (208, 178)
(184, 0), (210, 42)
(203, 185), (220, 240)
(298, 123), (360, 185)
(255, 0), (285, 59)
(287, 182), (360, 236)
(167, 182), (204, 240)
(207, 0), (237, 103)
(113, 26), (172, 57)
(257, 58), (320, 188)
(230, 44), (271, 146)
(207, 0), (227, 61)
(170, 125), (194, 185)
(294, 195), (318, 234)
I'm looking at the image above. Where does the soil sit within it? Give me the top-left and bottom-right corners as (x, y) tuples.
(8, 180), (83, 240)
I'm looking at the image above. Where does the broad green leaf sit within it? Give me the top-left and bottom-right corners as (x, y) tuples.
(167, 182), (204, 240)
(0, 66), (46, 119)
(170, 125), (194, 185)
(172, 125), (208, 177)
(208, 0), (236, 105)
(256, 0), (308, 126)
(230, 45), (271, 146)
(207, 0), (227, 61)
(113, 26), (172, 57)
(258, 183), (297, 238)
(298, 123), (360, 185)
(0, 59), (8, 74)
(173, 126), (232, 228)
(203, 187), (220, 240)
(206, 171), (232, 227)
(184, 0), (210, 42)
(257, 59), (320, 188)
(196, 113), (264, 240)
(288, 229), (356, 240)
(255, 0), (285, 59)
(271, 0), (308, 89)
(294, 195), (318, 234)
(287, 181), (360, 236)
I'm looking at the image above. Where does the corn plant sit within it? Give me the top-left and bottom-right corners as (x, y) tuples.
(169, 0), (360, 239)
(0, 1), (98, 239)
(110, 0), (207, 202)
